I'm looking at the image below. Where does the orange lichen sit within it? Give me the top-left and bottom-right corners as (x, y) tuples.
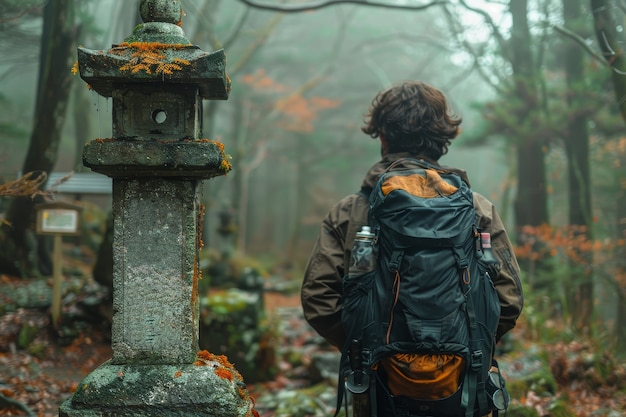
(214, 354), (234, 368)
(195, 139), (232, 173)
(220, 159), (232, 173)
(114, 42), (192, 76)
(174, 370), (182, 378)
(215, 368), (234, 381)
(118, 41), (192, 51)
(198, 203), (205, 250)
(192, 351), (257, 415)
(211, 140), (232, 173)
(210, 140), (225, 152)
(194, 351), (238, 371)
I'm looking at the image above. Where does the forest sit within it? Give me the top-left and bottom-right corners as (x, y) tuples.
(1, 0), (626, 416)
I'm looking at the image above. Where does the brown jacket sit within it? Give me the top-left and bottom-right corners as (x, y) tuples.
(301, 153), (524, 348)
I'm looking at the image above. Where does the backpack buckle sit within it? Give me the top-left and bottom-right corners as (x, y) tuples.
(389, 250), (403, 271)
(454, 247), (468, 269)
(471, 350), (483, 370)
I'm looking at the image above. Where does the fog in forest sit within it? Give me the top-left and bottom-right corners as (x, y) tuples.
(1, 0), (514, 254)
(2, 0), (626, 349)
(3, 2), (626, 415)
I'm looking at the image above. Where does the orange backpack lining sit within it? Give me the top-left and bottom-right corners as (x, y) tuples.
(378, 353), (464, 399)
(381, 169), (459, 198)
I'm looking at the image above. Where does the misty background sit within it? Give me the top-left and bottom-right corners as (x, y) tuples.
(2, 0), (626, 348)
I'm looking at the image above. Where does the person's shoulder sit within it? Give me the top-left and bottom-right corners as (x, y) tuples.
(324, 192), (363, 224)
(471, 191), (495, 209)
(333, 191), (362, 209)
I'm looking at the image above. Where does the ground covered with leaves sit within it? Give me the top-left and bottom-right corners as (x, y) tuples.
(1, 289), (626, 417)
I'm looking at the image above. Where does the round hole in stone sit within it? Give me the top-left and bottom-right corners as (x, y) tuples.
(152, 109), (167, 124)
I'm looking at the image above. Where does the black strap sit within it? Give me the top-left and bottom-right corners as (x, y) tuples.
(464, 286), (490, 417)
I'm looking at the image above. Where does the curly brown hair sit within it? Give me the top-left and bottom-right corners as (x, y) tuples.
(361, 81), (462, 160)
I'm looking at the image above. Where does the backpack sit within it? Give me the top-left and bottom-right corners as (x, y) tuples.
(338, 159), (504, 417)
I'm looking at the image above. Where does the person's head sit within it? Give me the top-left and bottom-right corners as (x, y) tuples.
(361, 80), (462, 160)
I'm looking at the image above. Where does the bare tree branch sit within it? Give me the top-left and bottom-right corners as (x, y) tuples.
(550, 22), (608, 66)
(234, 0), (448, 12)
(440, 4), (506, 95)
(457, 0), (509, 60)
(228, 14), (283, 75)
(0, 2), (46, 24)
(222, 7), (252, 50)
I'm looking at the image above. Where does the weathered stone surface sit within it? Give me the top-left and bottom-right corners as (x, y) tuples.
(110, 179), (200, 365)
(59, 360), (254, 417)
(77, 47), (230, 100)
(83, 140), (230, 178)
(140, 0), (184, 25)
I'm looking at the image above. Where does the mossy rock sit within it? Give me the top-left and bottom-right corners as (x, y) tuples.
(500, 345), (557, 399)
(199, 289), (276, 383)
(505, 369), (557, 398)
(505, 403), (540, 417)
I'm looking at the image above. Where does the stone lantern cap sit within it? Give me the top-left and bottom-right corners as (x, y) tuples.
(76, 0), (230, 100)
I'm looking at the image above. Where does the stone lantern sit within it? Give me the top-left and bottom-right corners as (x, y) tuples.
(60, 1), (256, 416)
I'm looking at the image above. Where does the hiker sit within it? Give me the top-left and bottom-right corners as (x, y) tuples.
(301, 80), (524, 416)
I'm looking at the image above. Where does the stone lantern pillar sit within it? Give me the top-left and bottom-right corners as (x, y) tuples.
(60, 1), (256, 416)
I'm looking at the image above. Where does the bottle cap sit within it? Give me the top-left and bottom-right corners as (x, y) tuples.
(357, 225), (375, 238)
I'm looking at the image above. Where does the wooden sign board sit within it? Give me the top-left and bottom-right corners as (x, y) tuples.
(36, 202), (82, 236)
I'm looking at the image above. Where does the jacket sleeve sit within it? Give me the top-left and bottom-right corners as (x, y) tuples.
(301, 196), (357, 349)
(473, 193), (524, 342)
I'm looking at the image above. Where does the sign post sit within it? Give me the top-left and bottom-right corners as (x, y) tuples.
(35, 202), (81, 328)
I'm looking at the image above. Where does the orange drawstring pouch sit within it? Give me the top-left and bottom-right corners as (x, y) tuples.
(379, 353), (464, 399)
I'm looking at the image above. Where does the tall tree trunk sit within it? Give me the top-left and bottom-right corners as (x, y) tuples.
(285, 134), (305, 264)
(510, 0), (548, 246)
(1, 0), (78, 277)
(563, 0), (594, 331)
(590, 0), (626, 348)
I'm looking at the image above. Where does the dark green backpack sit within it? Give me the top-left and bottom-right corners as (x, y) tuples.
(338, 159), (503, 417)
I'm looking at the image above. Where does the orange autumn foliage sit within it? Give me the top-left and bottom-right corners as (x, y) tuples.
(515, 224), (626, 293)
(242, 69), (289, 92)
(241, 68), (341, 132)
(275, 94), (340, 133)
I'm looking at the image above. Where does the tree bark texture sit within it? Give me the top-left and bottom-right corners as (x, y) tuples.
(2, 0), (77, 276)
(590, 0), (626, 347)
(563, 0), (594, 331)
(510, 0), (548, 229)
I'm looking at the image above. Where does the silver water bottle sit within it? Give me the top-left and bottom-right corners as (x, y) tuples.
(480, 233), (498, 264)
(349, 225), (376, 276)
(480, 232), (501, 278)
